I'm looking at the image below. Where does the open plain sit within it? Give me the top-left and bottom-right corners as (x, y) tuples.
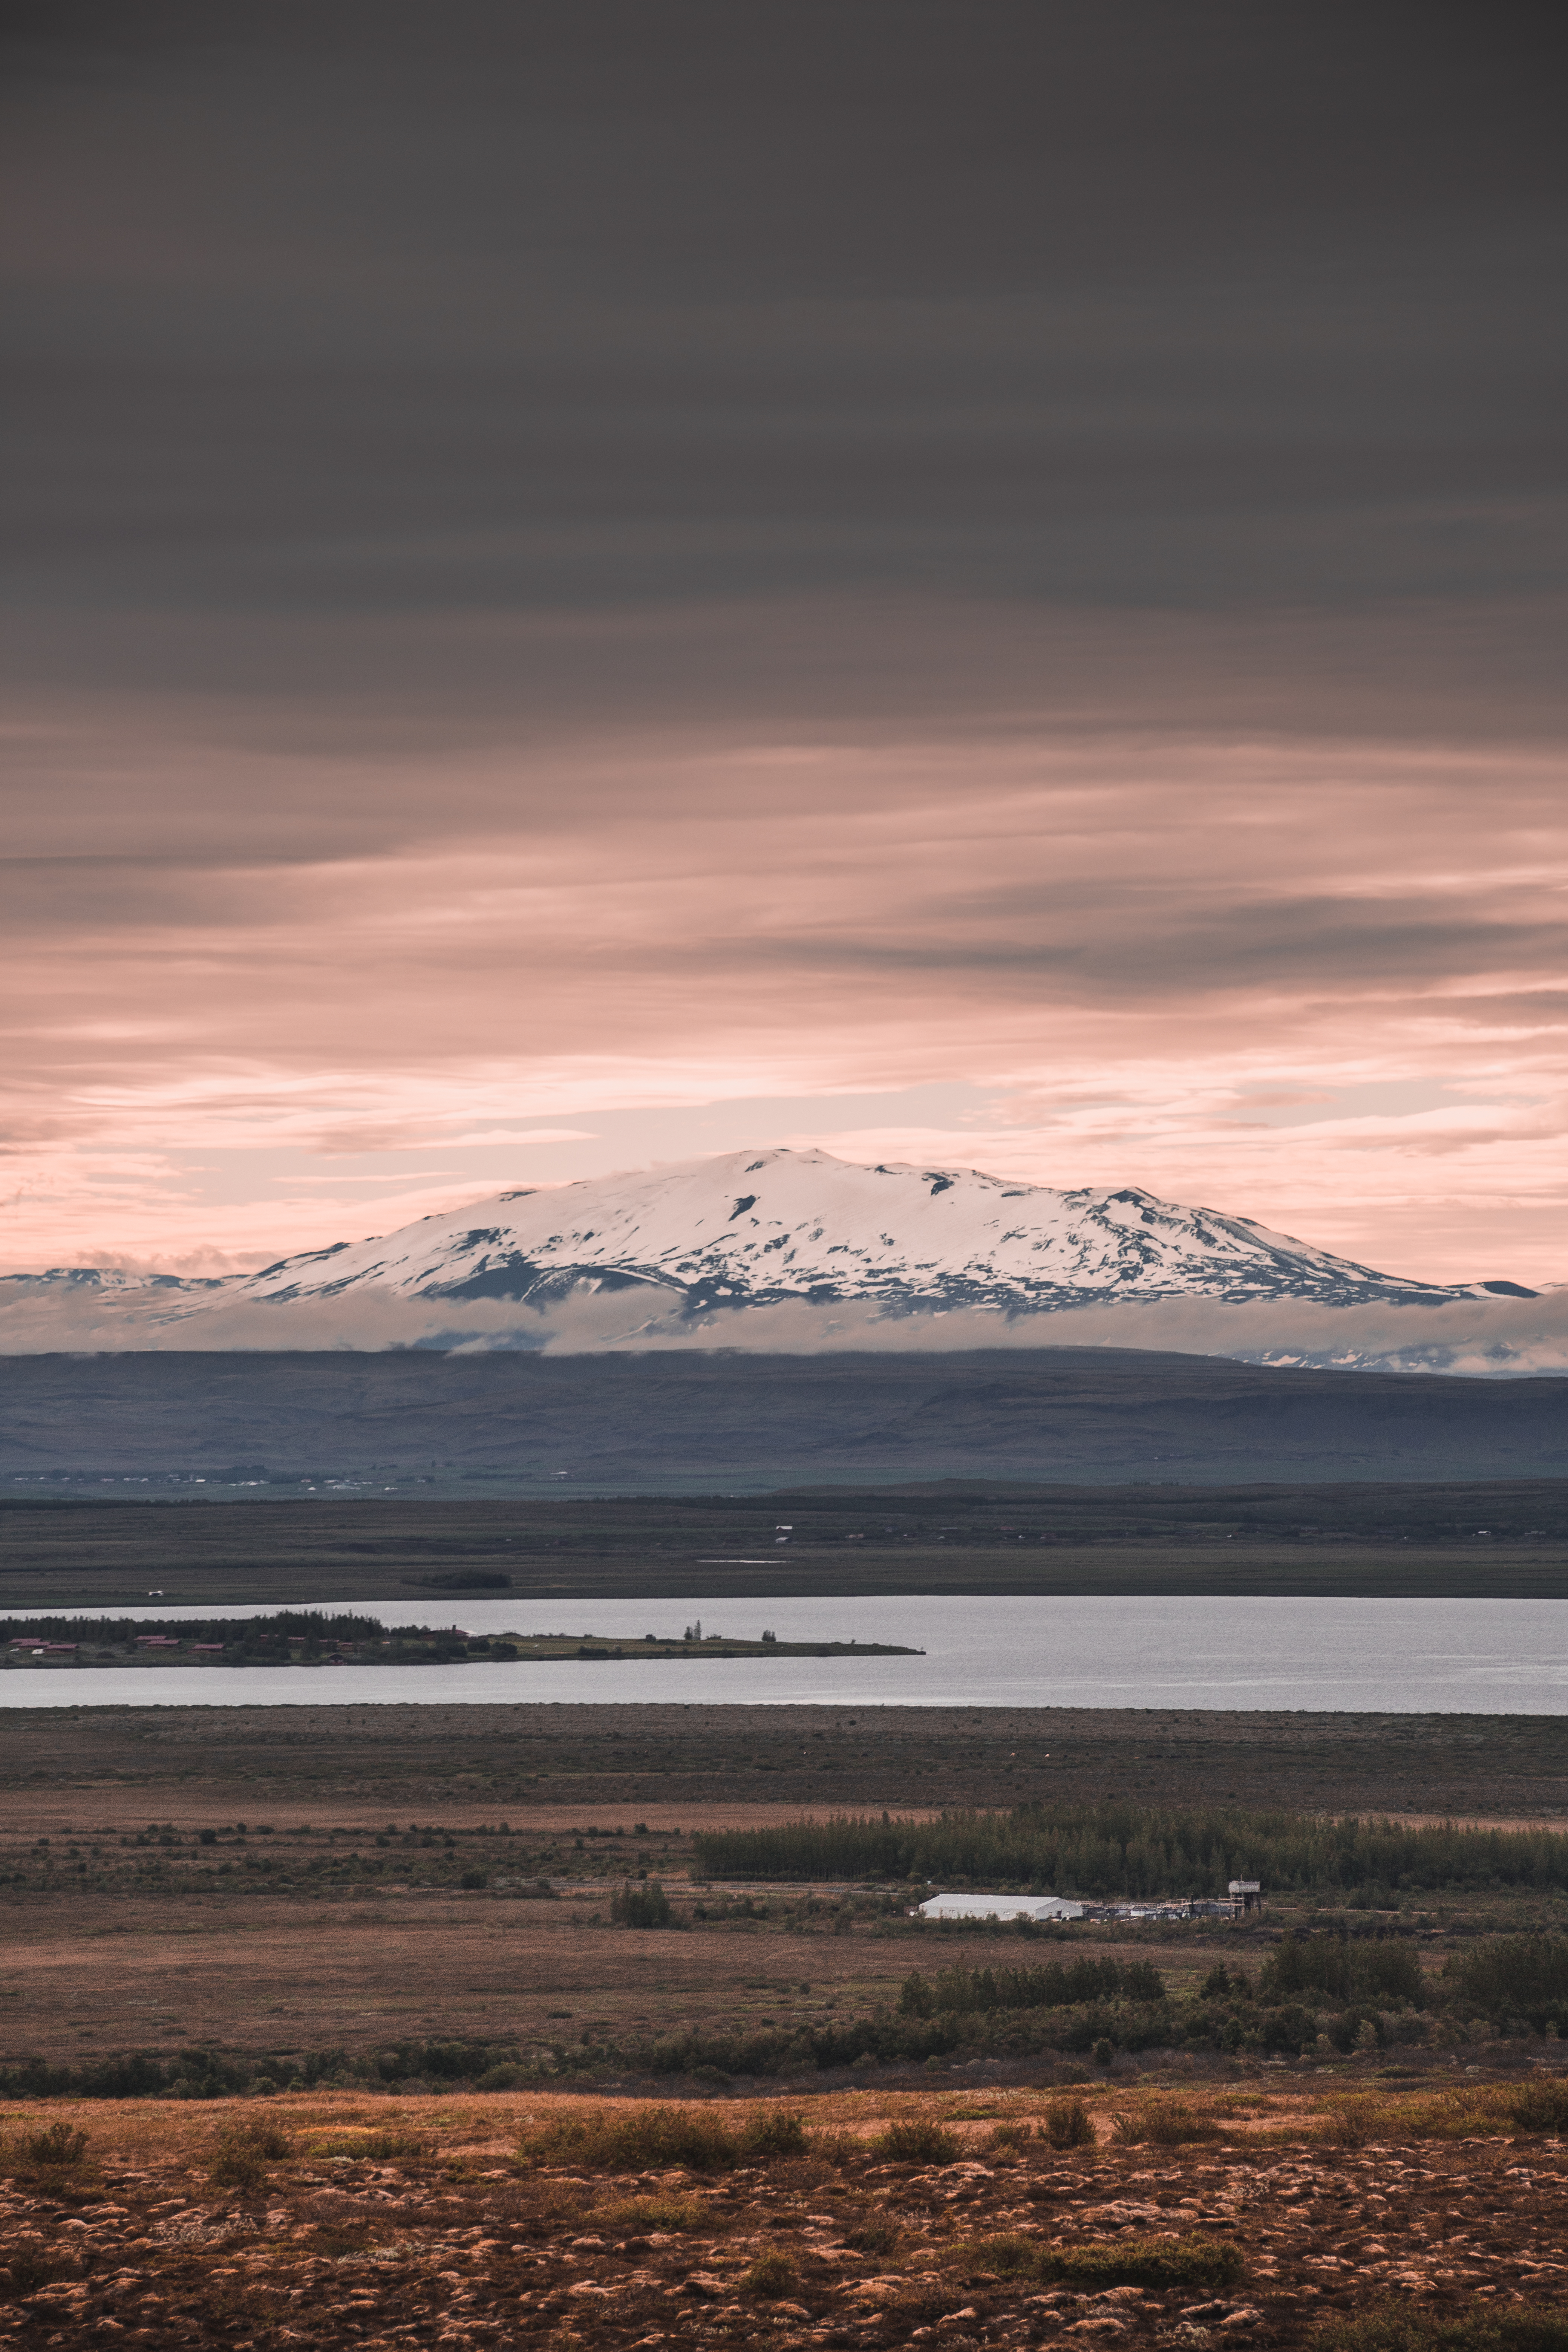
(5, 2078), (1568, 2350)
(4, 1481), (1568, 1612)
(2, 1704), (1567, 2071)
(5, 1699), (1568, 2349)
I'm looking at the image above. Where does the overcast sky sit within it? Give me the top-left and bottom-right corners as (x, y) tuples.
(4, 1), (1566, 1282)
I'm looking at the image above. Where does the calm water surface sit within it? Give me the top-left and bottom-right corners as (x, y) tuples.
(4, 1595), (1567, 1711)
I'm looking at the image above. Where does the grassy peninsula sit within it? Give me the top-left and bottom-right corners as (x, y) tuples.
(1, 1609), (920, 1669)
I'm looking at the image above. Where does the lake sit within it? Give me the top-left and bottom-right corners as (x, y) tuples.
(4, 1594), (1567, 1711)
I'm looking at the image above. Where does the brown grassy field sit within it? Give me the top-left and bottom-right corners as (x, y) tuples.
(5, 2077), (1568, 2349)
(2, 1703), (1566, 2073)
(5, 1481), (1568, 1610)
(6, 1703), (1568, 2345)
(5, 1702), (1568, 1822)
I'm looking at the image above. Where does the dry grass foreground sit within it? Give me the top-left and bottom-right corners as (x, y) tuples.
(3, 2079), (1567, 2351)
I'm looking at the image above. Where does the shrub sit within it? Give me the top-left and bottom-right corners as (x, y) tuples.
(1324, 2098), (1382, 2148)
(959, 2232), (1040, 2278)
(209, 2116), (292, 2190)
(843, 2216), (902, 2255)
(17, 2122), (89, 2170)
(740, 2108), (808, 2161)
(1311, 2302), (1568, 2352)
(1507, 2078), (1568, 2133)
(305, 2126), (430, 2162)
(2, 2244), (75, 2294)
(743, 2250), (800, 2300)
(1038, 2233), (1243, 2291)
(869, 2116), (962, 2165)
(1043, 2098), (1095, 2149)
(989, 2120), (1035, 2148)
(881, 2286), (978, 2330)
(1110, 2099), (1221, 2148)
(1092, 2038), (1114, 2067)
(517, 2103), (740, 2174)
(594, 2194), (705, 2233)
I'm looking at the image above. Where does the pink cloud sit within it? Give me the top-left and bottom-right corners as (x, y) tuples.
(3, 622), (1566, 1283)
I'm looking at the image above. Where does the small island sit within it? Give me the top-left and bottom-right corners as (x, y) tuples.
(2, 1609), (923, 1667)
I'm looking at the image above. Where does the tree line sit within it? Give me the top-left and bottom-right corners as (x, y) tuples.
(692, 1802), (1568, 1898)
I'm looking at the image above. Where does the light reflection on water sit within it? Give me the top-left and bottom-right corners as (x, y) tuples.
(3, 1595), (1567, 1711)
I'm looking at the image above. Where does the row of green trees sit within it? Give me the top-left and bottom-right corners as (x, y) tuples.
(1, 1608), (389, 1648)
(1260, 1932), (1426, 2006)
(899, 1959), (1166, 2016)
(692, 1802), (1568, 1897)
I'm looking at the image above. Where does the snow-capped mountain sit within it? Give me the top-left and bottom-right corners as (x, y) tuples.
(6, 1148), (1530, 1336)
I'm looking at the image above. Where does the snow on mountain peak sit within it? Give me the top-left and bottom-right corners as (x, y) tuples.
(212, 1144), (1485, 1317)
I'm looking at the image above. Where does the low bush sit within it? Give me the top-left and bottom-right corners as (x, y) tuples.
(1043, 2098), (1096, 2149)
(593, 2194), (706, 2233)
(1312, 2303), (1568, 2352)
(842, 2216), (902, 2256)
(959, 2232), (1041, 2279)
(880, 2286), (977, 2330)
(1308, 2083), (1562, 2144)
(868, 2116), (962, 2165)
(1110, 2099), (1222, 2148)
(209, 2116), (292, 2190)
(989, 2119), (1035, 2148)
(1, 2244), (77, 2295)
(518, 2103), (738, 2174)
(950, 2228), (1239, 2292)
(516, 2101), (806, 2176)
(743, 2250), (800, 2300)
(305, 2126), (430, 2162)
(1507, 2077), (1568, 2133)
(740, 2107), (809, 2161)
(1037, 2233), (1243, 2291)
(16, 2121), (90, 2171)
(1323, 2098), (1382, 2148)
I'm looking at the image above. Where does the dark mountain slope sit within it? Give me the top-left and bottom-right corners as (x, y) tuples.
(2, 1347), (1565, 1489)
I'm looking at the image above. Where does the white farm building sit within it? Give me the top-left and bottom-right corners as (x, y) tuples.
(916, 1893), (1084, 1923)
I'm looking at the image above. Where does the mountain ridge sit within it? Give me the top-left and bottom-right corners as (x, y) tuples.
(3, 1148), (1531, 1336)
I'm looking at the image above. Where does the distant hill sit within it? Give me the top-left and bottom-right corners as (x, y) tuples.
(2, 1346), (1565, 1491)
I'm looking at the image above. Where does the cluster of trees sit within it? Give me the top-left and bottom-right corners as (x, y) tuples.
(1, 1608), (387, 1650)
(0, 1609), (514, 1663)
(693, 1802), (1568, 1899)
(1259, 1931), (1425, 2007)
(1447, 1935), (1568, 2029)
(609, 1877), (675, 1928)
(899, 1959), (1166, 2016)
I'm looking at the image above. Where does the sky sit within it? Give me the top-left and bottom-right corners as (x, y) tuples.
(4, 1), (1566, 1288)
